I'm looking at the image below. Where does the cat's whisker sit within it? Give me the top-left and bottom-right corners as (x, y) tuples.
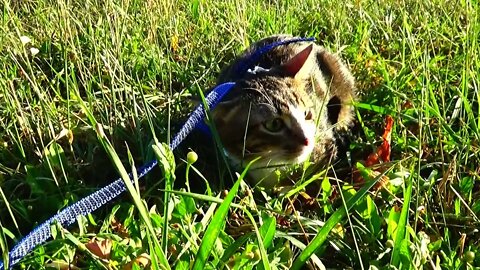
(249, 163), (292, 171)
(244, 87), (274, 105)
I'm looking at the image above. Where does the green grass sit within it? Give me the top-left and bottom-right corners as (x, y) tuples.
(1, 0), (480, 269)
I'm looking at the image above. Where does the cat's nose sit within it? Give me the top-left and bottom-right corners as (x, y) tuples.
(293, 130), (309, 146)
(303, 137), (309, 146)
(290, 132), (309, 148)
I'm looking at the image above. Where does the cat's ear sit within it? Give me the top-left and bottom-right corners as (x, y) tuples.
(317, 50), (356, 130)
(280, 44), (314, 78)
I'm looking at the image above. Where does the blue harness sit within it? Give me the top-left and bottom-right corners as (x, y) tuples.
(0, 37), (314, 269)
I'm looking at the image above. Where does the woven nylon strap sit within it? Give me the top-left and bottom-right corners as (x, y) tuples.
(0, 36), (315, 269)
(0, 83), (234, 269)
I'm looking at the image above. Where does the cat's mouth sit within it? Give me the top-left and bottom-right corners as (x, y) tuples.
(242, 144), (314, 166)
(224, 144), (315, 188)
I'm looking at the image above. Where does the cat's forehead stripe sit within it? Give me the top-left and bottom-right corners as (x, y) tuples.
(291, 91), (304, 106)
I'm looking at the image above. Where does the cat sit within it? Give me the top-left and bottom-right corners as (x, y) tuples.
(210, 35), (356, 189)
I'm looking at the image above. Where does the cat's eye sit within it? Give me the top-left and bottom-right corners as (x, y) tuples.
(263, 118), (285, 132)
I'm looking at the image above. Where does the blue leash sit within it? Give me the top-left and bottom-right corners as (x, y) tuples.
(0, 82), (235, 269)
(233, 37), (315, 76)
(0, 37), (314, 269)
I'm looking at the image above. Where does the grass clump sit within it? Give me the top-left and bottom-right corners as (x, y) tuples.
(1, 0), (479, 269)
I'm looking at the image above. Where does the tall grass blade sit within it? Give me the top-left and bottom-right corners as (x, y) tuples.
(391, 169), (413, 267)
(192, 158), (260, 270)
(76, 95), (171, 269)
(0, 220), (8, 270)
(152, 143), (176, 255)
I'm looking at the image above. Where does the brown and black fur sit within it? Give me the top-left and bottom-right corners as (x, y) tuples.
(180, 35), (356, 191)
(207, 35), (356, 189)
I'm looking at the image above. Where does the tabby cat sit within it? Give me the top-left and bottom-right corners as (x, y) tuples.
(211, 35), (355, 189)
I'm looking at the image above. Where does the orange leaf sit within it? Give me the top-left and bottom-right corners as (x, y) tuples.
(382, 115), (394, 142)
(85, 238), (112, 259)
(111, 217), (130, 237)
(353, 115), (394, 188)
(365, 115), (393, 166)
(123, 253), (151, 270)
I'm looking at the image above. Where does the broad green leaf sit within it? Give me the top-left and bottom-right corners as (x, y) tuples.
(259, 213), (276, 250)
(428, 239), (442, 252)
(398, 238), (412, 269)
(46, 142), (66, 168)
(387, 206), (401, 239)
(219, 233), (252, 269)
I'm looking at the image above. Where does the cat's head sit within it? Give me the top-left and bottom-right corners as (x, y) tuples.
(213, 45), (318, 162)
(211, 44), (354, 186)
